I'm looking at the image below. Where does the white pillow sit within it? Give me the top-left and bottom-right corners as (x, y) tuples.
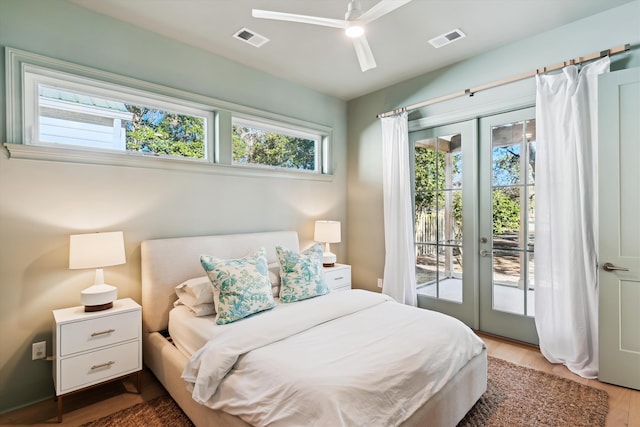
(173, 299), (216, 317)
(175, 276), (215, 316)
(268, 262), (281, 298)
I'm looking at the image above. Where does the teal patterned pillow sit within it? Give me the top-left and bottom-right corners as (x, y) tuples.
(276, 243), (329, 303)
(200, 248), (276, 325)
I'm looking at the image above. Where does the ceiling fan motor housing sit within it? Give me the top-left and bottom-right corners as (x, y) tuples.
(345, 0), (363, 20)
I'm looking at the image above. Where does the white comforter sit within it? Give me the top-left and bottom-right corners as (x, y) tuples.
(182, 290), (485, 426)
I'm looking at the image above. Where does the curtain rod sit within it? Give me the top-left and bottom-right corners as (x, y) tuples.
(377, 43), (631, 119)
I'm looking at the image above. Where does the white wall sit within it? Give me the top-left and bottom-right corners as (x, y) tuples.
(0, 0), (347, 412)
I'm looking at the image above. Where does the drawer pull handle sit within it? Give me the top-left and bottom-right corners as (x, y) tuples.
(333, 276), (344, 280)
(91, 361), (115, 370)
(91, 329), (115, 337)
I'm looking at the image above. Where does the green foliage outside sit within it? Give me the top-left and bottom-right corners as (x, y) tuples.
(414, 144), (524, 240)
(414, 145), (444, 214)
(492, 188), (521, 234)
(232, 125), (316, 170)
(124, 106), (205, 158)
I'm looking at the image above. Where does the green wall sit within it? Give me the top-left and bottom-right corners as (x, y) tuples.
(0, 0), (347, 413)
(346, 1), (640, 293)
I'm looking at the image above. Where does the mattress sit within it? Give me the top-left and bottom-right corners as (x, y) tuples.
(169, 305), (216, 357)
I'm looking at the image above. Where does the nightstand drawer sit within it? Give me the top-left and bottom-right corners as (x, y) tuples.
(59, 340), (140, 393)
(324, 265), (351, 291)
(326, 273), (350, 289)
(60, 310), (141, 356)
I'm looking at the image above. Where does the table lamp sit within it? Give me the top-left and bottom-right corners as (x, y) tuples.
(69, 231), (126, 312)
(314, 220), (341, 267)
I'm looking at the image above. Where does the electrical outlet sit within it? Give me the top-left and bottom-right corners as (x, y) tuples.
(32, 341), (46, 360)
(377, 278), (383, 288)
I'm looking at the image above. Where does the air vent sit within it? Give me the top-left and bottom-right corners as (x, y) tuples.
(233, 27), (269, 47)
(428, 29), (466, 48)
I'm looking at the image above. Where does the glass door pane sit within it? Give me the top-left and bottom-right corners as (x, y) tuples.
(490, 119), (535, 317)
(414, 133), (463, 303)
(479, 109), (538, 344)
(411, 120), (477, 329)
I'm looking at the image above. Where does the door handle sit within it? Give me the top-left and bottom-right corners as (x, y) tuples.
(602, 262), (629, 272)
(480, 249), (491, 257)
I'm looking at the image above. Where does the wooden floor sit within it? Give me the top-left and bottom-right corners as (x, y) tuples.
(0, 333), (638, 426)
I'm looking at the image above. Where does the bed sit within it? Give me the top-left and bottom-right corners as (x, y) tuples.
(141, 231), (487, 426)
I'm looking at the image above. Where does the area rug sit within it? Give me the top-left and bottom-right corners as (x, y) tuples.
(80, 395), (192, 427)
(81, 357), (608, 426)
(457, 357), (608, 426)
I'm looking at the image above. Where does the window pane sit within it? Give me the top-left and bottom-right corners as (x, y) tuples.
(492, 187), (522, 250)
(450, 151), (463, 188)
(492, 124), (522, 186)
(492, 250), (525, 315)
(125, 107), (205, 159)
(416, 244), (438, 286)
(439, 189), (463, 245)
(415, 204), (438, 244)
(416, 243), (463, 303)
(232, 121), (319, 171)
(38, 85), (206, 159)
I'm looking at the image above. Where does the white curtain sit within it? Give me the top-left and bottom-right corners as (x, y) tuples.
(534, 56), (609, 378)
(380, 112), (417, 306)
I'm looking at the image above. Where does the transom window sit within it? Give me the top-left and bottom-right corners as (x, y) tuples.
(6, 48), (333, 178)
(232, 117), (322, 172)
(24, 69), (211, 161)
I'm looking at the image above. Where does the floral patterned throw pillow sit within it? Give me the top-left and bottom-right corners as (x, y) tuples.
(276, 243), (329, 303)
(200, 247), (276, 325)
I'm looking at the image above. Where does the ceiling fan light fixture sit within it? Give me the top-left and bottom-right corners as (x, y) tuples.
(345, 22), (364, 38)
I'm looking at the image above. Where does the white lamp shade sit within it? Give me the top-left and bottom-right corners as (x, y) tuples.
(314, 220), (341, 243)
(69, 231), (126, 269)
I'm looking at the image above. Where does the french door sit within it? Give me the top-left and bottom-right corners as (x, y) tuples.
(410, 120), (477, 328)
(411, 109), (538, 344)
(478, 108), (538, 344)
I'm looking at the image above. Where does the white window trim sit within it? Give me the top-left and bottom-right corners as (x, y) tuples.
(4, 47), (334, 180)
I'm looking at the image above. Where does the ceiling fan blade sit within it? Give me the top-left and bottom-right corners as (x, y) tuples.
(359, 0), (413, 24)
(353, 36), (376, 72)
(252, 9), (346, 29)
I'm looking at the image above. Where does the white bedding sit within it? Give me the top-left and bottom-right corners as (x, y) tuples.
(180, 290), (484, 427)
(169, 304), (216, 357)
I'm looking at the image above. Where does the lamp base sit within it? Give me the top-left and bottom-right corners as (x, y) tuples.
(80, 284), (117, 312)
(84, 301), (114, 312)
(322, 252), (337, 268)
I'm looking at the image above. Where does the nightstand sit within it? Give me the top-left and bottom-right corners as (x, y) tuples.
(52, 298), (142, 422)
(324, 263), (352, 292)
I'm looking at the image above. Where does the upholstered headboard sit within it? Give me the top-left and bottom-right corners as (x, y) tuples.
(141, 231), (300, 333)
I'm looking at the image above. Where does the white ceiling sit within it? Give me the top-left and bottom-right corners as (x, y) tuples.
(69, 0), (633, 100)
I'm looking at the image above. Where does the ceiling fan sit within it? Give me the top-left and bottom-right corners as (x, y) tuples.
(252, 0), (413, 72)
